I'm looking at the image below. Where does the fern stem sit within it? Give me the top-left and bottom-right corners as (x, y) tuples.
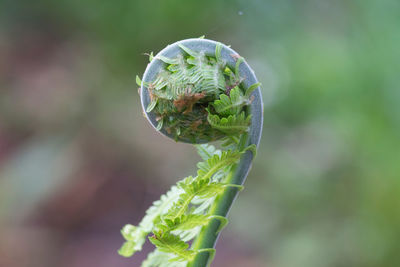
(188, 133), (258, 267)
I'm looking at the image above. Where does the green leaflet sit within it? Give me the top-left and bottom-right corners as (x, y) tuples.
(157, 214), (228, 237)
(215, 42), (223, 63)
(154, 47), (224, 98)
(212, 87), (249, 116)
(156, 118), (164, 131)
(234, 55), (245, 79)
(147, 99), (158, 113)
(118, 237), (137, 257)
(165, 177), (199, 220)
(136, 75), (142, 87)
(118, 185), (183, 257)
(196, 150), (241, 179)
(195, 144), (221, 161)
(158, 55), (180, 65)
(148, 52), (154, 62)
(149, 232), (196, 262)
(178, 44), (198, 58)
(207, 111), (252, 135)
(148, 232), (216, 264)
(245, 82), (261, 98)
(142, 250), (186, 267)
(166, 150), (241, 221)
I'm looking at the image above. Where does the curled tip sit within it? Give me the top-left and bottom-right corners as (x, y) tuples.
(140, 38), (263, 146)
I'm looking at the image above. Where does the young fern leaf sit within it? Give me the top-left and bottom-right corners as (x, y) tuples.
(198, 182), (243, 199)
(243, 143), (258, 157)
(192, 196), (216, 214)
(149, 231), (196, 262)
(178, 178), (230, 202)
(136, 75), (143, 86)
(179, 44), (226, 94)
(178, 44), (199, 58)
(142, 249), (187, 267)
(245, 82), (261, 98)
(146, 98), (158, 113)
(165, 153), (240, 221)
(157, 214), (227, 234)
(234, 56), (244, 77)
(157, 55), (180, 65)
(212, 87), (250, 116)
(149, 232), (216, 266)
(220, 135), (241, 148)
(118, 185), (183, 257)
(196, 150), (242, 180)
(207, 111), (251, 135)
(195, 144), (221, 161)
(165, 177), (199, 220)
(215, 43), (223, 63)
(156, 118), (164, 131)
(149, 52), (154, 62)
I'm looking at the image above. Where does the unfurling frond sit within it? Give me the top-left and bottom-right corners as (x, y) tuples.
(121, 40), (259, 267)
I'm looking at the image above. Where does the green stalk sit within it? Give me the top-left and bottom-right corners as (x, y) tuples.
(189, 134), (253, 267)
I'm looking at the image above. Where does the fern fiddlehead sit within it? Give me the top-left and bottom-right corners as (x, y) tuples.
(119, 38), (263, 267)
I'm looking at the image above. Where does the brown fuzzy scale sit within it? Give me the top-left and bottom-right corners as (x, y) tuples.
(173, 91), (206, 115)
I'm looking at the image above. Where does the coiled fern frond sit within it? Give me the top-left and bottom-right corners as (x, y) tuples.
(119, 39), (261, 267)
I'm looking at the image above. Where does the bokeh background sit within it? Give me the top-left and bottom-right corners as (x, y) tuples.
(1, 0), (399, 266)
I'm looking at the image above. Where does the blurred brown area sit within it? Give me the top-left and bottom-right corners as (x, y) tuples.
(1, 0), (400, 267)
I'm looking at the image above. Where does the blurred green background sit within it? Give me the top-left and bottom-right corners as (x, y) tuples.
(0, 0), (399, 266)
